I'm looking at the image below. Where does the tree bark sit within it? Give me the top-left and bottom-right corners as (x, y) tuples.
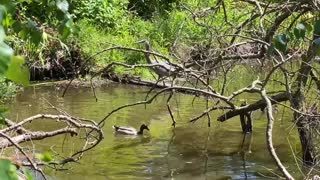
(291, 35), (318, 165)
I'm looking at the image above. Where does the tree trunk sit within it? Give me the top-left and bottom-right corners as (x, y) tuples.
(291, 35), (318, 165)
(295, 113), (317, 165)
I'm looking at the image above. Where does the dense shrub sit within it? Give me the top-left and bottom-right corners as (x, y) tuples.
(127, 0), (179, 19)
(71, 0), (127, 29)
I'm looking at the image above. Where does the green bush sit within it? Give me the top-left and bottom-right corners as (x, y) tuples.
(74, 19), (156, 77)
(127, 0), (179, 19)
(71, 0), (128, 29)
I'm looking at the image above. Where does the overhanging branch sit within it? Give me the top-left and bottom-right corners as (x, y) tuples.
(218, 92), (288, 122)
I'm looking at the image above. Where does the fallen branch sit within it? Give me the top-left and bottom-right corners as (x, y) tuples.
(0, 132), (47, 180)
(218, 92), (288, 122)
(0, 112), (103, 174)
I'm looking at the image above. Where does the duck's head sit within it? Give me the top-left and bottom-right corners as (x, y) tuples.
(140, 124), (149, 131)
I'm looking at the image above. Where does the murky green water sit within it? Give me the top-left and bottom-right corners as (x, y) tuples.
(5, 84), (302, 179)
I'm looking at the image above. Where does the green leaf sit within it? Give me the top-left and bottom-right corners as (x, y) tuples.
(293, 23), (306, 39)
(73, 25), (80, 35)
(30, 29), (42, 46)
(300, 29), (306, 39)
(17, 20), (43, 46)
(18, 0), (33, 3)
(60, 25), (70, 40)
(315, 19), (320, 35)
(315, 38), (320, 46)
(273, 34), (287, 53)
(0, 26), (5, 42)
(3, 14), (14, 28)
(288, 31), (294, 40)
(297, 23), (305, 30)
(293, 28), (300, 39)
(56, 0), (69, 13)
(22, 168), (34, 180)
(56, 10), (65, 21)
(36, 152), (53, 163)
(11, 21), (22, 33)
(0, 159), (18, 180)
(59, 19), (79, 39)
(0, 1), (15, 14)
(305, 22), (313, 33)
(0, 5), (5, 22)
(0, 42), (13, 74)
(315, 38), (320, 56)
(267, 44), (275, 55)
(5, 56), (29, 86)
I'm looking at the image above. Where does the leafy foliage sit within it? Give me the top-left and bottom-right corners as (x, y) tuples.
(128, 0), (179, 19)
(273, 34), (288, 53)
(5, 56), (29, 86)
(17, 0), (76, 29)
(36, 152), (53, 163)
(314, 19), (320, 35)
(0, 158), (34, 180)
(0, 0), (78, 77)
(0, 159), (19, 180)
(272, 18), (320, 55)
(0, 40), (13, 75)
(293, 23), (306, 39)
(71, 0), (126, 28)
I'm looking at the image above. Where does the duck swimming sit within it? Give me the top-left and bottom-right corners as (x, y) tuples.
(112, 124), (149, 135)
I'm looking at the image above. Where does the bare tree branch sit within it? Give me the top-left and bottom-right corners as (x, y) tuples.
(261, 88), (294, 179)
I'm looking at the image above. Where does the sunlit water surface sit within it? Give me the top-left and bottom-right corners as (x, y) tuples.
(5, 84), (302, 179)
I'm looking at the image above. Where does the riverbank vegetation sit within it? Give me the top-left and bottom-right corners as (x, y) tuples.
(0, 0), (320, 179)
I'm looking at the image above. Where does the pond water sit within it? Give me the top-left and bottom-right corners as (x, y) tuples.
(5, 83), (303, 179)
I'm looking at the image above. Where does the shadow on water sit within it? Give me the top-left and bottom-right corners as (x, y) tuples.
(5, 84), (302, 179)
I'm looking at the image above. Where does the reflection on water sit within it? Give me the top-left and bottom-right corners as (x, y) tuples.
(5, 84), (301, 179)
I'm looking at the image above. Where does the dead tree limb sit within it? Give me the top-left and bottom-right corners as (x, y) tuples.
(0, 132), (47, 180)
(261, 88), (294, 180)
(218, 92), (288, 122)
(0, 112), (103, 173)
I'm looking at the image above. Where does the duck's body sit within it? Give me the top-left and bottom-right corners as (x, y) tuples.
(113, 124), (149, 135)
